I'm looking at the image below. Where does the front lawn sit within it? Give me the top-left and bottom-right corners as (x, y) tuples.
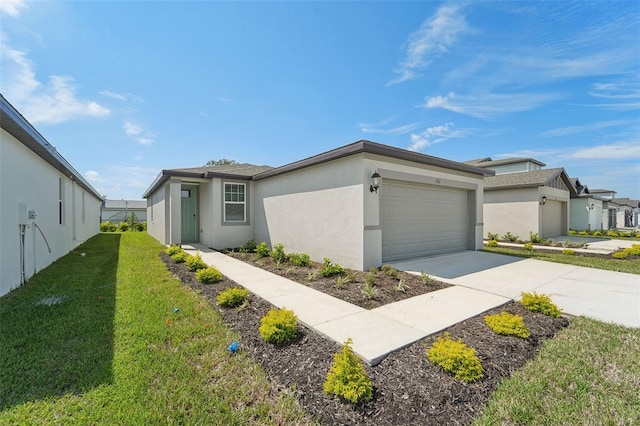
(0, 233), (310, 424)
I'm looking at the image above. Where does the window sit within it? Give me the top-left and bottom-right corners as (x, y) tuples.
(58, 177), (65, 225)
(181, 189), (191, 198)
(224, 183), (246, 222)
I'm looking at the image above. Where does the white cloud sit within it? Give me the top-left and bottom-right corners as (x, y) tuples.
(408, 122), (468, 152)
(359, 121), (424, 135)
(0, 0), (27, 17)
(388, 4), (468, 86)
(423, 91), (561, 120)
(0, 40), (110, 124)
(217, 96), (234, 103)
(122, 120), (155, 146)
(84, 170), (104, 183)
(542, 119), (635, 137)
(99, 90), (144, 103)
(567, 142), (640, 160)
(123, 121), (143, 136)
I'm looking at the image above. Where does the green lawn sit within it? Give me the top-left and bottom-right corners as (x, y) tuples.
(483, 246), (640, 274)
(0, 232), (311, 425)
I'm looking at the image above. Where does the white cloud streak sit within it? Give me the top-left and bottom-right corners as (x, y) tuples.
(408, 122), (468, 152)
(388, 4), (468, 86)
(359, 121), (424, 135)
(100, 90), (144, 103)
(567, 142), (640, 160)
(0, 0), (27, 17)
(122, 120), (155, 146)
(542, 119), (635, 137)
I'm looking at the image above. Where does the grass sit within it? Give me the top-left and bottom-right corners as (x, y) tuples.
(483, 246), (640, 274)
(0, 232), (311, 425)
(475, 317), (640, 425)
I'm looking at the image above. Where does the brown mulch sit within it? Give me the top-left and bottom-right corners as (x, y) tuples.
(162, 253), (569, 425)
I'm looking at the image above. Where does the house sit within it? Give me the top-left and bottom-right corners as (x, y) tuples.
(612, 198), (640, 228)
(142, 140), (493, 270)
(464, 158), (576, 239)
(0, 94), (103, 297)
(590, 189), (619, 230)
(101, 199), (147, 224)
(568, 178), (604, 232)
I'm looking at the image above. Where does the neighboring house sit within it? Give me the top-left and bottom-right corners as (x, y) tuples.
(613, 198), (640, 228)
(143, 140), (493, 270)
(101, 199), (147, 224)
(0, 94), (103, 297)
(568, 178), (603, 232)
(465, 158), (576, 239)
(590, 189), (618, 230)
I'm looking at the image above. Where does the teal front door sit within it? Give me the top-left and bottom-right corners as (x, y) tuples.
(181, 185), (198, 243)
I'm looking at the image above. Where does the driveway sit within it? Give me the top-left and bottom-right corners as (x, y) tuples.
(391, 251), (640, 328)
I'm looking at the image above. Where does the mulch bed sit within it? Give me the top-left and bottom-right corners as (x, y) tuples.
(162, 253), (569, 425)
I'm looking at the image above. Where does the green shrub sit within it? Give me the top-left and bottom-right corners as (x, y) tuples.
(255, 242), (270, 258)
(420, 270), (431, 284)
(578, 231), (588, 236)
(361, 282), (378, 299)
(185, 253), (207, 271)
(629, 244), (640, 256)
(320, 258), (346, 277)
(100, 221), (117, 232)
(568, 229), (577, 236)
(380, 264), (399, 278)
(529, 231), (542, 243)
(607, 231), (619, 238)
(593, 230), (602, 237)
(426, 332), (484, 383)
(195, 266), (223, 284)
(259, 307), (298, 344)
(487, 232), (499, 240)
(612, 251), (628, 259)
(484, 312), (531, 339)
(365, 269), (377, 286)
(487, 239), (499, 247)
(165, 244), (182, 256)
(612, 244), (640, 259)
(171, 251), (188, 263)
(118, 221), (130, 232)
(520, 292), (562, 318)
(217, 287), (248, 307)
(270, 243), (287, 263)
(562, 248), (575, 255)
(288, 252), (311, 267)
(503, 232), (519, 242)
(323, 338), (373, 404)
(523, 242), (534, 252)
(238, 239), (257, 253)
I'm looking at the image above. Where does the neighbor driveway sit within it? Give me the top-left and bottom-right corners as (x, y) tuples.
(391, 251), (640, 328)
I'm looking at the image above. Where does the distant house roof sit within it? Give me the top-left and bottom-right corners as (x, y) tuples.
(142, 140), (493, 198)
(464, 157), (546, 168)
(484, 168), (576, 194)
(570, 177), (590, 195)
(612, 198), (640, 209)
(589, 188), (616, 195)
(103, 200), (147, 209)
(0, 94), (103, 201)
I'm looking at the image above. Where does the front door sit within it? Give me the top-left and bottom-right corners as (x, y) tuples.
(181, 184), (198, 243)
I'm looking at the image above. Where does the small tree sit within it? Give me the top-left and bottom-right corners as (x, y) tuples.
(125, 212), (138, 231)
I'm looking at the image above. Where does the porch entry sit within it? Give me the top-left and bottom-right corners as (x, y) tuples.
(181, 184), (198, 243)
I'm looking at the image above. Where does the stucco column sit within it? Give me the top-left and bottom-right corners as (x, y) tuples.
(168, 179), (182, 245)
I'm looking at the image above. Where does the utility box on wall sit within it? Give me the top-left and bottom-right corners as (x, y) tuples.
(18, 203), (28, 225)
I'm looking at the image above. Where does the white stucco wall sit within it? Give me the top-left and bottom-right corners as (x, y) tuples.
(570, 198), (603, 231)
(147, 187), (167, 243)
(1, 128), (101, 297)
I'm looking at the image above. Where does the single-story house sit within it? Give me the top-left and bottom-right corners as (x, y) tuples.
(101, 199), (147, 224)
(464, 158), (576, 240)
(589, 189), (619, 230)
(0, 94), (103, 297)
(612, 198), (640, 228)
(569, 178), (604, 232)
(142, 140), (493, 270)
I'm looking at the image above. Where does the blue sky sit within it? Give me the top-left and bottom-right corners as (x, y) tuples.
(1, 0), (639, 200)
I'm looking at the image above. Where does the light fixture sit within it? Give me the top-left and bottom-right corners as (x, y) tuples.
(590, 203), (595, 210)
(540, 196), (547, 206)
(370, 171), (381, 193)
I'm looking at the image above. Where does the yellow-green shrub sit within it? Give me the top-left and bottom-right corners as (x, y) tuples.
(426, 332), (484, 383)
(323, 338), (373, 404)
(165, 244), (182, 256)
(196, 266), (223, 284)
(484, 312), (531, 339)
(612, 251), (629, 259)
(185, 253), (207, 271)
(259, 307), (298, 344)
(217, 287), (248, 307)
(487, 240), (499, 247)
(171, 251), (188, 263)
(520, 292), (562, 318)
(562, 248), (575, 255)
(523, 242), (534, 252)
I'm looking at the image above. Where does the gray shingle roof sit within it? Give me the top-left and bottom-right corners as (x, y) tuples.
(484, 168), (575, 193)
(464, 157), (546, 168)
(171, 163), (274, 177)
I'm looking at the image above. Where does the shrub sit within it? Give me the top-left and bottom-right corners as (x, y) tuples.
(612, 251), (628, 259)
(396, 279), (409, 292)
(135, 221), (147, 232)
(323, 338), (373, 404)
(259, 307), (298, 344)
(185, 253), (207, 271)
(629, 244), (640, 256)
(520, 292), (562, 318)
(217, 287), (248, 307)
(487, 239), (499, 247)
(607, 231), (619, 238)
(562, 248), (575, 255)
(238, 239), (257, 253)
(171, 251), (188, 263)
(578, 231), (588, 236)
(255, 242), (270, 258)
(100, 221), (117, 232)
(118, 221), (130, 232)
(487, 232), (499, 240)
(420, 270), (432, 284)
(361, 282), (378, 299)
(426, 332), (484, 383)
(569, 229), (577, 236)
(196, 266), (223, 284)
(523, 242), (534, 252)
(380, 264), (399, 278)
(365, 269), (377, 286)
(165, 244), (182, 256)
(288, 252), (311, 267)
(320, 258), (346, 277)
(270, 243), (287, 263)
(593, 230), (602, 237)
(529, 231), (542, 243)
(484, 312), (531, 339)
(502, 232), (519, 242)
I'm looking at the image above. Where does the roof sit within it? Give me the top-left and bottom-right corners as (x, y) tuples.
(143, 140), (493, 198)
(570, 177), (589, 195)
(589, 188), (616, 195)
(612, 198), (640, 208)
(484, 168), (576, 194)
(464, 157), (546, 168)
(103, 199), (147, 209)
(0, 94), (103, 201)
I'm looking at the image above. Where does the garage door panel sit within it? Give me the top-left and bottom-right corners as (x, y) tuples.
(381, 180), (469, 262)
(541, 200), (563, 238)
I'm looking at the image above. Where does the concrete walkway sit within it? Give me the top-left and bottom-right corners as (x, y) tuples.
(392, 251), (640, 328)
(183, 244), (509, 365)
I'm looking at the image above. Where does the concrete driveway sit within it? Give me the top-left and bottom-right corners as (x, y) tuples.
(391, 251), (640, 328)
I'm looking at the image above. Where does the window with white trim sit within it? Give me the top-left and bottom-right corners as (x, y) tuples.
(224, 183), (246, 222)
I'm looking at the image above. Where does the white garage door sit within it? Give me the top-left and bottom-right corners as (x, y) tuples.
(541, 199), (564, 238)
(381, 180), (469, 262)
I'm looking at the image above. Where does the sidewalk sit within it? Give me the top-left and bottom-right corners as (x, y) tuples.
(183, 244), (509, 365)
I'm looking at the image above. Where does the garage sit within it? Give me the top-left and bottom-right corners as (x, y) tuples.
(381, 180), (469, 262)
(541, 199), (565, 238)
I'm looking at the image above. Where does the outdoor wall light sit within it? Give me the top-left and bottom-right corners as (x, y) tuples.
(370, 171), (381, 193)
(590, 203), (595, 210)
(540, 196), (547, 206)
